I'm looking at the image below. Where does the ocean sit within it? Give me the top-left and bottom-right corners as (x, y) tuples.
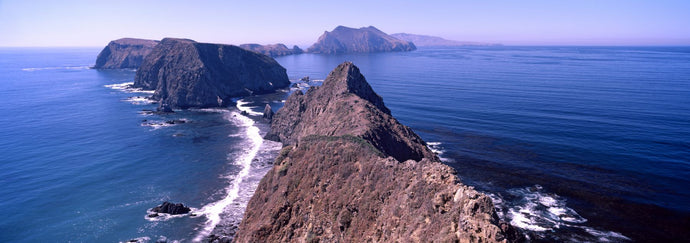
(1, 46), (688, 242)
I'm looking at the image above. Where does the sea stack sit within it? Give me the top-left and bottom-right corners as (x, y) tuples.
(307, 26), (416, 54)
(262, 104), (274, 121)
(94, 38), (159, 69)
(133, 38), (290, 109)
(235, 62), (517, 242)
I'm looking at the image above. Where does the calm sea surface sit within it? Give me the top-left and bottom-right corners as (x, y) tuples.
(1, 46), (688, 242)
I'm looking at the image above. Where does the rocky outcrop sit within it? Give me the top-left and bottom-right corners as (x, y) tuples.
(94, 38), (159, 69)
(239, 43), (303, 57)
(264, 62), (433, 162)
(307, 26), (416, 54)
(151, 201), (190, 215)
(391, 33), (501, 47)
(133, 38), (290, 109)
(262, 104), (274, 120)
(235, 62), (517, 242)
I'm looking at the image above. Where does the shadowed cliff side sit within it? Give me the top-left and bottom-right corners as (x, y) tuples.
(234, 62), (519, 242)
(94, 38), (159, 69)
(133, 38), (290, 109)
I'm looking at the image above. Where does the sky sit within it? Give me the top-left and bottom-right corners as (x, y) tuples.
(1, 0), (689, 47)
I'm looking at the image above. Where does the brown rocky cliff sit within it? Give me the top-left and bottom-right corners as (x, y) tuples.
(264, 62), (431, 162)
(234, 62), (518, 242)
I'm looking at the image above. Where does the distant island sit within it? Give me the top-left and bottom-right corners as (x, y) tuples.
(93, 26), (425, 70)
(93, 38), (159, 69)
(239, 43), (303, 57)
(307, 26), (416, 54)
(391, 33), (501, 47)
(133, 38), (289, 109)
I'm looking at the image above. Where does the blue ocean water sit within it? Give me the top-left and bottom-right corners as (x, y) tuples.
(0, 48), (281, 242)
(1, 46), (688, 242)
(274, 47), (690, 242)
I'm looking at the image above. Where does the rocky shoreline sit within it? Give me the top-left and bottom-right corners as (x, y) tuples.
(233, 62), (520, 242)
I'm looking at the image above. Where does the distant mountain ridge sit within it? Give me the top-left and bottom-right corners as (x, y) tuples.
(391, 33), (500, 47)
(239, 43), (303, 57)
(307, 26), (416, 54)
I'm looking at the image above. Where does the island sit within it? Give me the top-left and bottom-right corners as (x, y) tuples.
(391, 33), (501, 47)
(93, 38), (159, 69)
(133, 38), (290, 109)
(306, 26), (416, 54)
(239, 43), (303, 57)
(234, 62), (519, 242)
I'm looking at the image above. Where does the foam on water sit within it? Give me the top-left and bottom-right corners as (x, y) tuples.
(490, 185), (630, 241)
(143, 207), (201, 222)
(235, 99), (263, 116)
(105, 82), (155, 94)
(192, 110), (263, 241)
(190, 108), (231, 114)
(427, 141), (453, 162)
(21, 65), (91, 71)
(140, 121), (175, 130)
(125, 96), (155, 105)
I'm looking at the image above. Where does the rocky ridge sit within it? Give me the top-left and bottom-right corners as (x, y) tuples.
(234, 62), (518, 242)
(240, 43), (303, 57)
(133, 38), (290, 109)
(307, 26), (416, 54)
(94, 38), (159, 69)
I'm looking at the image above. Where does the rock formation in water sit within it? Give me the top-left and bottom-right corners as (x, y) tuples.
(151, 201), (191, 215)
(239, 43), (303, 57)
(307, 26), (416, 54)
(94, 38), (159, 69)
(133, 38), (290, 109)
(235, 62), (518, 242)
(262, 104), (274, 121)
(391, 33), (501, 47)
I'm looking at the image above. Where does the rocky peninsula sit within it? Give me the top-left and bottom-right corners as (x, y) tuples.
(93, 38), (159, 69)
(234, 62), (518, 242)
(307, 26), (416, 54)
(132, 38), (290, 109)
(240, 43), (303, 57)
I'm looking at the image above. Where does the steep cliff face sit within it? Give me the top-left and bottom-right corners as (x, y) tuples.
(307, 26), (416, 54)
(235, 62), (517, 242)
(240, 43), (303, 57)
(265, 62), (431, 162)
(133, 38), (290, 108)
(94, 38), (159, 69)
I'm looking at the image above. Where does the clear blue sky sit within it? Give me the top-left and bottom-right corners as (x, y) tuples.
(1, 0), (689, 47)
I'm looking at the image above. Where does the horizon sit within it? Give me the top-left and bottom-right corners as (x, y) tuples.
(1, 0), (689, 47)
